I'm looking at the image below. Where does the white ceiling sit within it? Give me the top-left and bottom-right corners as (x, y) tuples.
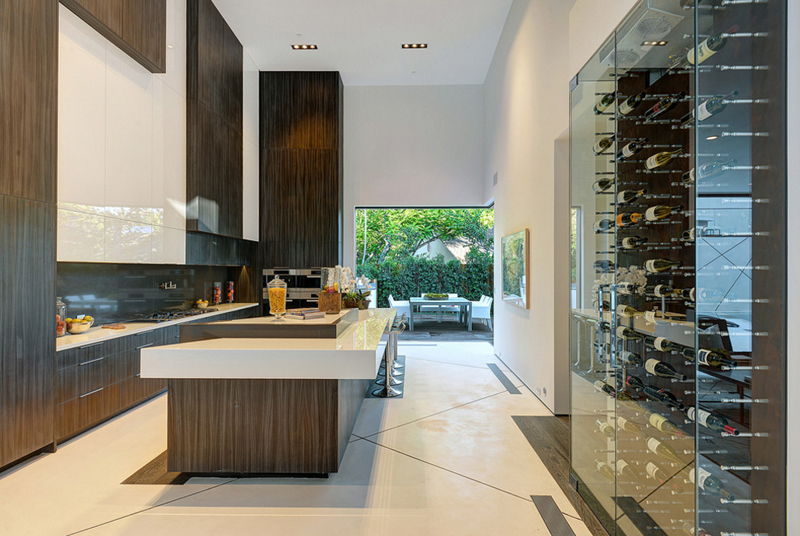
(211, 0), (514, 86)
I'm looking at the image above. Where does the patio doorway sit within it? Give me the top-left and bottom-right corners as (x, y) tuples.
(354, 207), (494, 342)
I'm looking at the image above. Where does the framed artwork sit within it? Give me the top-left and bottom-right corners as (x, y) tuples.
(501, 228), (530, 309)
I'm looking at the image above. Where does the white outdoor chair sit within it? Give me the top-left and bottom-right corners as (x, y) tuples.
(471, 295), (493, 331)
(388, 295), (411, 320)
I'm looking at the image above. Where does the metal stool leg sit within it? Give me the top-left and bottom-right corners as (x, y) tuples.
(373, 330), (402, 397)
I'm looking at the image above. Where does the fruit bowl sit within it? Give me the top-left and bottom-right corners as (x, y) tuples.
(196, 300), (209, 309)
(66, 318), (94, 334)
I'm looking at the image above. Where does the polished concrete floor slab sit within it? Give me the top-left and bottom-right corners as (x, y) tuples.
(0, 342), (589, 536)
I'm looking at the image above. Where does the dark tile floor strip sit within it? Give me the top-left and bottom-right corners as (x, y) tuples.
(532, 495), (577, 536)
(513, 416), (611, 536)
(487, 363), (521, 394)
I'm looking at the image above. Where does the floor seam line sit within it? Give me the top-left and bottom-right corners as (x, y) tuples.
(65, 478), (237, 535)
(361, 389), (508, 439)
(362, 437), (533, 504)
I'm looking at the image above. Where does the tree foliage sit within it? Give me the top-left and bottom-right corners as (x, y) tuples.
(355, 208), (494, 265)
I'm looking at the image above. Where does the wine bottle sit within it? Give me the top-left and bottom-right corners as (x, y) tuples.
(617, 391), (643, 412)
(644, 204), (684, 222)
(682, 158), (737, 185)
(592, 299), (611, 312)
(645, 358), (687, 381)
(617, 189), (647, 204)
(617, 459), (647, 486)
(645, 149), (684, 170)
(647, 436), (687, 464)
(644, 92), (686, 121)
(594, 260), (616, 273)
(596, 419), (615, 438)
(617, 416), (645, 433)
(644, 258), (683, 273)
(645, 285), (675, 298)
(617, 326), (643, 341)
(682, 347), (738, 369)
(594, 380), (616, 397)
(645, 386), (685, 410)
(617, 282), (640, 295)
(596, 321), (613, 334)
(689, 467), (736, 501)
(616, 138), (649, 161)
(595, 459), (616, 480)
(646, 461), (680, 491)
(619, 235), (648, 249)
(649, 412), (685, 436)
(677, 287), (695, 301)
(681, 228), (695, 242)
(618, 92), (646, 116)
(594, 219), (615, 233)
(593, 177), (615, 193)
(616, 212), (643, 228)
(593, 135), (615, 155)
(685, 406), (740, 436)
(626, 375), (645, 391)
(645, 336), (682, 353)
(594, 92), (616, 115)
(687, 33), (728, 66)
(680, 90), (739, 126)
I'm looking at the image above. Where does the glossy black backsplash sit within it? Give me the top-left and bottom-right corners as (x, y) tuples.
(57, 263), (239, 323)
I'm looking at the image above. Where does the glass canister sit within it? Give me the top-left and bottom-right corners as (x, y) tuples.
(226, 281), (235, 303)
(56, 297), (67, 337)
(267, 276), (287, 319)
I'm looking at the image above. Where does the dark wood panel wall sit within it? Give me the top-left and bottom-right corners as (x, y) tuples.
(186, 0), (244, 240)
(0, 0), (58, 469)
(60, 0), (167, 73)
(259, 72), (344, 269)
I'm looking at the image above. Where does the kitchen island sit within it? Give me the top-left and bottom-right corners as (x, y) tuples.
(140, 309), (394, 476)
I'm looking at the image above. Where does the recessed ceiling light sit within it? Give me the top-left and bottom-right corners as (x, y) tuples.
(292, 44), (317, 50)
(402, 43), (427, 49)
(706, 135), (719, 141)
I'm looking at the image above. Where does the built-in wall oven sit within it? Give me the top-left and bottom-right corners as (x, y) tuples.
(263, 268), (322, 312)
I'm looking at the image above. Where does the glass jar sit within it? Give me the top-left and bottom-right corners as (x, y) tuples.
(267, 276), (287, 319)
(56, 297), (67, 337)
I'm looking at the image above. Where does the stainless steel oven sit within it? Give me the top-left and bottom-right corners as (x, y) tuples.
(263, 268), (323, 310)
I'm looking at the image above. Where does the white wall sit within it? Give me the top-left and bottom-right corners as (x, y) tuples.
(787, 0), (799, 529)
(343, 85), (485, 267)
(58, 0), (259, 263)
(483, 0), (575, 413)
(568, 0), (638, 78)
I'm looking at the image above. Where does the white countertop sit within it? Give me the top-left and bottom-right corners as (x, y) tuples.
(56, 303), (259, 352)
(140, 308), (396, 380)
(226, 308), (354, 325)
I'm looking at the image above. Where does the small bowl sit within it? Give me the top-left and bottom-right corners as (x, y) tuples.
(196, 301), (209, 309)
(67, 320), (94, 334)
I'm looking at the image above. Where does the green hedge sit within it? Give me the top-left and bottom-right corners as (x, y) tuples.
(357, 250), (493, 308)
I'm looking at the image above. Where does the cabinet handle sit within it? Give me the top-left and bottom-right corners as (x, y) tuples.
(80, 387), (104, 398)
(136, 342), (154, 350)
(78, 356), (105, 367)
(78, 341), (105, 350)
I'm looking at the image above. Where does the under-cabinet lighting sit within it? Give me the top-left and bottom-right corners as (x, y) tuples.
(402, 43), (428, 49)
(642, 41), (668, 46)
(292, 44), (318, 50)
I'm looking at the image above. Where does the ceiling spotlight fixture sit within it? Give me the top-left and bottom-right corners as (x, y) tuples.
(402, 43), (427, 49)
(292, 44), (317, 50)
(706, 135), (720, 141)
(642, 40), (668, 46)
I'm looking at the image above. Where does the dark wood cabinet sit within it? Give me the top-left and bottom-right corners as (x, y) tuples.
(187, 0), (244, 239)
(60, 0), (166, 73)
(259, 72), (343, 269)
(0, 196), (56, 467)
(54, 308), (257, 443)
(0, 0), (58, 203)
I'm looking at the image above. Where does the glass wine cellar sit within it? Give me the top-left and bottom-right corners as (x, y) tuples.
(568, 1), (786, 535)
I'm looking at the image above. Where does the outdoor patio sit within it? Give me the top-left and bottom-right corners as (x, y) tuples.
(397, 317), (494, 342)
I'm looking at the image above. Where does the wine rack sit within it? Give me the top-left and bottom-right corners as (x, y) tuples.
(568, 1), (786, 535)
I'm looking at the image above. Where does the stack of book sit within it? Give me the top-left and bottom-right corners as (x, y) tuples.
(286, 308), (326, 320)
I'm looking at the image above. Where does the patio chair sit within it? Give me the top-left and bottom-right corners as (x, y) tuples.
(388, 295), (411, 320)
(472, 295), (493, 331)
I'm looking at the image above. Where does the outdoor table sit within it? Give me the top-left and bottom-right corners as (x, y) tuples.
(408, 297), (472, 331)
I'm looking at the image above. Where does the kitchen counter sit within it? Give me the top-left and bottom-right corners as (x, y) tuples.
(56, 303), (259, 351)
(141, 308), (395, 475)
(141, 309), (393, 380)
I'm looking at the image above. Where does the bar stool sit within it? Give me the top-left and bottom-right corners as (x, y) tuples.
(373, 315), (406, 398)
